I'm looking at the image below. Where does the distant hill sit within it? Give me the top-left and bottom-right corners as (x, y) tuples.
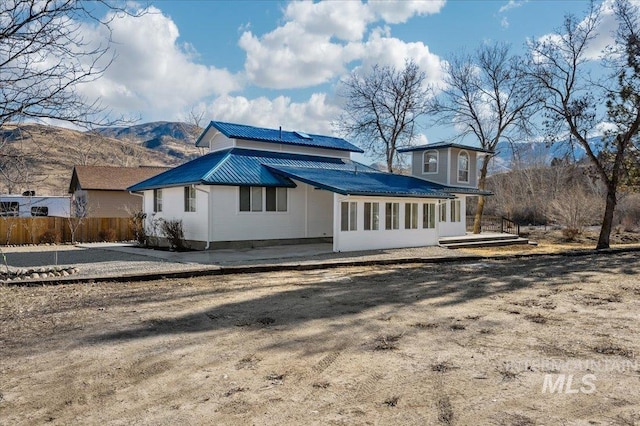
(489, 137), (602, 173)
(0, 122), (202, 196)
(94, 121), (202, 161)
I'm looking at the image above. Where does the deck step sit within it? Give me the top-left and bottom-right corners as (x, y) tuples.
(438, 234), (519, 245)
(439, 235), (531, 249)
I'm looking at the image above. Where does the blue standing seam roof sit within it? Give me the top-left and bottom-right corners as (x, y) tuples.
(265, 165), (455, 199)
(127, 148), (374, 191)
(207, 121), (364, 153)
(127, 147), (486, 198)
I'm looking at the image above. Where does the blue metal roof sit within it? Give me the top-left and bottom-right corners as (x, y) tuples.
(128, 147), (480, 198)
(398, 142), (493, 154)
(266, 165), (454, 199)
(196, 121), (364, 153)
(127, 148), (374, 191)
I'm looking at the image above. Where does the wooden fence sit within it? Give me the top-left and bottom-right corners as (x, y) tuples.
(0, 217), (134, 245)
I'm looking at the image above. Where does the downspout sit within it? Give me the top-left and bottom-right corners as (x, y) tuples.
(193, 184), (211, 250)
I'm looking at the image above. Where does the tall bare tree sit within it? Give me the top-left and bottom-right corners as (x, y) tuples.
(432, 42), (539, 233)
(525, 0), (640, 249)
(336, 59), (432, 172)
(0, 0), (141, 127)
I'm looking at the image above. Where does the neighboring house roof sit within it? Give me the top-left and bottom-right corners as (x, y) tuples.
(127, 148), (466, 199)
(69, 165), (170, 193)
(195, 121), (364, 153)
(398, 142), (494, 154)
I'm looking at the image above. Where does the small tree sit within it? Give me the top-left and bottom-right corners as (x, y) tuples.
(336, 59), (433, 172)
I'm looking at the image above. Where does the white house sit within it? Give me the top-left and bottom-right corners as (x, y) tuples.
(128, 121), (491, 252)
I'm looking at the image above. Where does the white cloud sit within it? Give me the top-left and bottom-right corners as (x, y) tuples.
(501, 17), (509, 29)
(239, 0), (446, 90)
(498, 0), (527, 14)
(78, 6), (241, 120)
(368, 0), (446, 24)
(205, 93), (342, 135)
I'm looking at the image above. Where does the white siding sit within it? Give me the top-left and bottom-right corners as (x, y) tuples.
(332, 194), (440, 252)
(437, 196), (467, 237)
(210, 181), (332, 242)
(142, 186), (210, 241)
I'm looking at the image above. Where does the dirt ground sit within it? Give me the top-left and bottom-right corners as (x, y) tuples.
(1, 252), (639, 425)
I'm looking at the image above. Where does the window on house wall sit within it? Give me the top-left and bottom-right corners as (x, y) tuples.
(153, 189), (163, 212)
(423, 203), (436, 229)
(31, 206), (48, 217)
(364, 202), (379, 230)
(266, 187), (287, 212)
(184, 186), (196, 212)
(0, 201), (19, 217)
(423, 150), (438, 173)
(240, 187), (288, 212)
(404, 203), (418, 229)
(439, 201), (447, 222)
(451, 199), (461, 222)
(458, 151), (469, 182)
(385, 202), (399, 230)
(341, 201), (357, 231)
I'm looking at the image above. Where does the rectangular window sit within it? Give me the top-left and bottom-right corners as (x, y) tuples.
(423, 203), (436, 229)
(153, 189), (162, 213)
(251, 186), (262, 212)
(266, 187), (288, 212)
(184, 186), (196, 212)
(385, 202), (399, 230)
(239, 186), (251, 211)
(451, 200), (461, 222)
(439, 201), (447, 222)
(31, 206), (49, 217)
(404, 203), (418, 229)
(341, 201), (357, 231)
(364, 202), (379, 231)
(0, 201), (19, 217)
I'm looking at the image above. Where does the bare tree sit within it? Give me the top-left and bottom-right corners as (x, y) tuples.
(0, 127), (48, 193)
(0, 0), (142, 127)
(336, 59), (432, 172)
(432, 42), (539, 233)
(525, 0), (640, 249)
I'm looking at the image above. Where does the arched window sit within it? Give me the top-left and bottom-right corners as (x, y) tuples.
(423, 150), (438, 173)
(458, 151), (469, 182)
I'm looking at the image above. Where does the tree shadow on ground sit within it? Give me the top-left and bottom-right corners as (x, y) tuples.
(84, 252), (639, 345)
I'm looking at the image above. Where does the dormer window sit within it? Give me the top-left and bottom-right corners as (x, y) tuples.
(458, 151), (469, 182)
(423, 150), (438, 174)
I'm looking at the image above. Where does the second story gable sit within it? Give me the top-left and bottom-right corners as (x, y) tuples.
(195, 121), (363, 159)
(399, 142), (493, 189)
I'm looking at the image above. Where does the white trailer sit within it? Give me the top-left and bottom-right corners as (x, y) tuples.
(0, 195), (71, 218)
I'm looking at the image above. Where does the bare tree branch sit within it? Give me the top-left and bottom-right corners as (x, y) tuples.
(335, 59), (433, 172)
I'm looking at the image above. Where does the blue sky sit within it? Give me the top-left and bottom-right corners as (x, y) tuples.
(77, 0), (607, 153)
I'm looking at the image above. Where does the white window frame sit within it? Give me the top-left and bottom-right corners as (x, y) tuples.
(385, 202), (399, 230)
(341, 201), (357, 231)
(422, 150), (438, 174)
(184, 186), (196, 212)
(423, 203), (436, 229)
(364, 202), (379, 231)
(458, 150), (469, 183)
(404, 203), (418, 229)
(239, 187), (288, 213)
(153, 189), (163, 213)
(439, 201), (447, 223)
(451, 199), (461, 222)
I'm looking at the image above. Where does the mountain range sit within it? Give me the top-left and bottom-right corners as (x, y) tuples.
(0, 122), (202, 195)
